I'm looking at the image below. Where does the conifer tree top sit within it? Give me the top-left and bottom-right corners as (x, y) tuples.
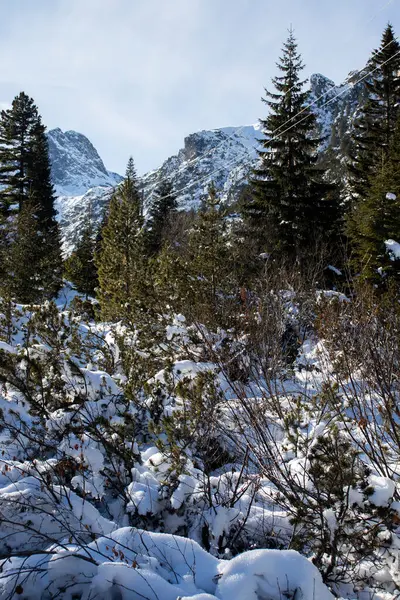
(125, 156), (137, 182)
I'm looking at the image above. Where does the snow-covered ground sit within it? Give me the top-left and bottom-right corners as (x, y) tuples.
(0, 285), (399, 599)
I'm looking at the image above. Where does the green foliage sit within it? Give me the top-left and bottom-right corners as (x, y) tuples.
(0, 92), (58, 226)
(349, 24), (400, 199)
(0, 303), (78, 416)
(154, 183), (238, 329)
(64, 209), (98, 298)
(5, 200), (62, 303)
(348, 118), (400, 281)
(96, 158), (148, 322)
(149, 368), (229, 477)
(188, 183), (235, 325)
(0, 92), (41, 215)
(0, 92), (62, 301)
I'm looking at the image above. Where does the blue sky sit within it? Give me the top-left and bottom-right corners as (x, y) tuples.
(0, 0), (398, 174)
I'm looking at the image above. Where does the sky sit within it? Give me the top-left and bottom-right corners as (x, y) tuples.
(0, 0), (398, 175)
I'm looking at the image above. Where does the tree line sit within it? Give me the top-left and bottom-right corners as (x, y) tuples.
(1, 24), (400, 318)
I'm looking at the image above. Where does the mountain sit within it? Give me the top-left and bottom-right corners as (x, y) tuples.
(48, 128), (123, 196)
(53, 70), (368, 254)
(55, 187), (114, 256)
(140, 72), (367, 206)
(51, 125), (263, 254)
(48, 128), (123, 254)
(308, 71), (368, 181)
(141, 125), (261, 210)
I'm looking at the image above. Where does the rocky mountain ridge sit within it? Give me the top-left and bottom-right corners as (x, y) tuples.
(52, 70), (367, 253)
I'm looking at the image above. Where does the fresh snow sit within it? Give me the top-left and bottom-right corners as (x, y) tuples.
(385, 239), (400, 261)
(0, 528), (334, 600)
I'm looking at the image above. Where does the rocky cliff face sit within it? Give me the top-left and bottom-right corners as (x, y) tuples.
(48, 128), (123, 254)
(55, 187), (113, 256)
(48, 128), (122, 196)
(141, 124), (261, 210)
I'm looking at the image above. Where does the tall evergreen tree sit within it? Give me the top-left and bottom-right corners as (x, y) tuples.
(0, 92), (62, 301)
(96, 158), (146, 321)
(29, 120), (59, 227)
(349, 24), (400, 199)
(244, 29), (336, 263)
(0, 93), (37, 214)
(0, 93), (56, 222)
(190, 183), (233, 323)
(145, 179), (177, 256)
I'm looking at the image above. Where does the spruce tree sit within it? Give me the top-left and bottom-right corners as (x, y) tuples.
(0, 92), (62, 300)
(29, 120), (59, 227)
(96, 158), (146, 321)
(145, 179), (177, 256)
(41, 227), (63, 300)
(244, 29), (337, 264)
(349, 24), (400, 199)
(0, 92), (56, 222)
(0, 92), (37, 214)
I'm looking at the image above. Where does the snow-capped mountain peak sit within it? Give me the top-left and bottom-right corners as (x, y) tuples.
(47, 128), (122, 196)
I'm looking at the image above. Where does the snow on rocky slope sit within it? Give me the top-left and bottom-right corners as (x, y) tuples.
(48, 128), (122, 196)
(141, 124), (261, 211)
(48, 128), (123, 255)
(53, 70), (368, 253)
(53, 125), (262, 254)
(139, 72), (366, 213)
(55, 186), (113, 256)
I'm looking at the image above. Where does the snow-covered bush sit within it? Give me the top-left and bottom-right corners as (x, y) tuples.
(1, 283), (400, 598)
(0, 528), (334, 600)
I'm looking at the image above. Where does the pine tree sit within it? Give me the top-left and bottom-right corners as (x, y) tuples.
(244, 29), (337, 264)
(64, 206), (98, 298)
(96, 158), (147, 321)
(145, 179), (177, 256)
(349, 24), (400, 199)
(0, 93), (55, 221)
(0, 92), (62, 300)
(40, 226), (64, 300)
(0, 93), (37, 214)
(94, 205), (109, 262)
(29, 119), (59, 228)
(125, 156), (137, 185)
